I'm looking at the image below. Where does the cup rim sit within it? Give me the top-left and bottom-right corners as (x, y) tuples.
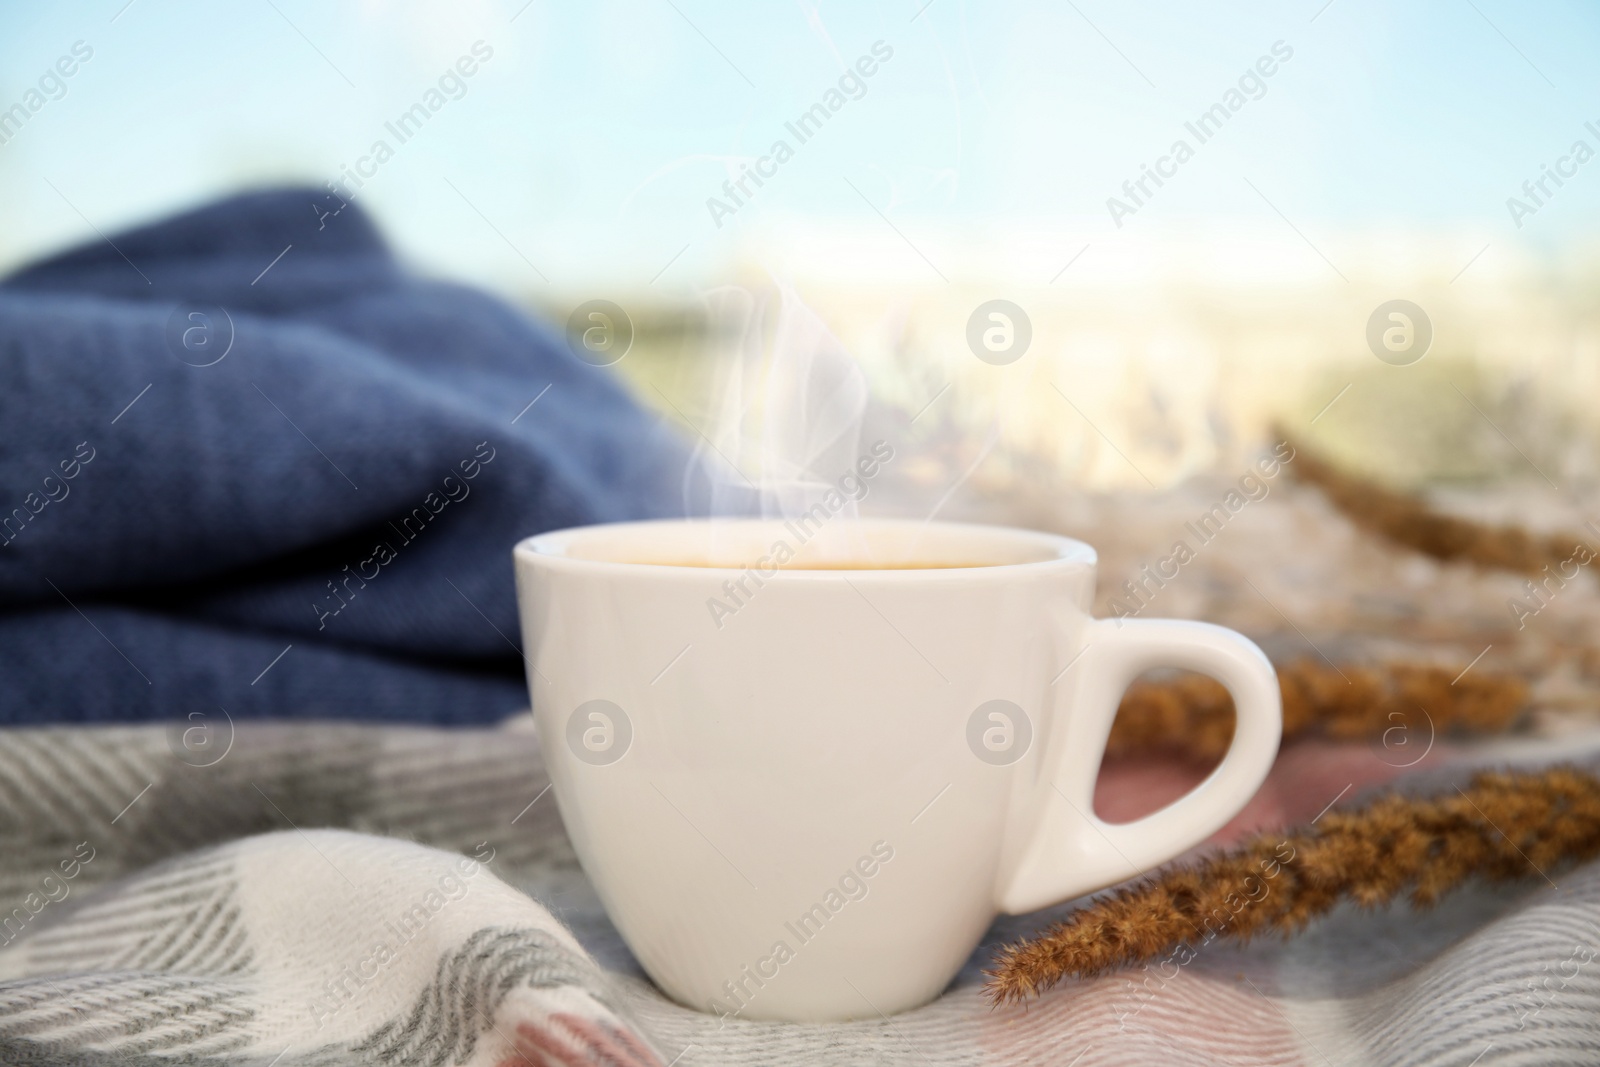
(514, 517), (1096, 579)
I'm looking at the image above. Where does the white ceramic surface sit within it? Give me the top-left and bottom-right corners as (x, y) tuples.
(513, 518), (1281, 1022)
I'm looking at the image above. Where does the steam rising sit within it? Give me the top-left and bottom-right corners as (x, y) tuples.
(688, 284), (869, 521)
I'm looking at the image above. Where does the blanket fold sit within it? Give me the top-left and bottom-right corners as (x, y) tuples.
(0, 188), (690, 724)
(0, 833), (661, 1067)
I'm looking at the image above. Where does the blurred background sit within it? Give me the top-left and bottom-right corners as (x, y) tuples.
(5, 0), (1600, 505)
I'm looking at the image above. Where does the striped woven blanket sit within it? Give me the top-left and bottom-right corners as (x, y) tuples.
(2, 718), (1596, 1066)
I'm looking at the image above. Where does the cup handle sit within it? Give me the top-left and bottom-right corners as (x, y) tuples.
(998, 618), (1282, 914)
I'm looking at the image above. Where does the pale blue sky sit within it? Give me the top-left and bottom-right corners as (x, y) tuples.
(2, 0), (1597, 295)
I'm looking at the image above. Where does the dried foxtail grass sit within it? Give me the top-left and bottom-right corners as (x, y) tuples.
(1109, 660), (1526, 761)
(986, 437), (1570, 1004)
(986, 766), (1600, 1005)
(1278, 427), (1595, 575)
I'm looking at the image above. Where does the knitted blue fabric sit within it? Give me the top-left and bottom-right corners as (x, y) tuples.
(0, 189), (689, 723)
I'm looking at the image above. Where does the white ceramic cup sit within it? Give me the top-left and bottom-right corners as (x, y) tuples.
(513, 518), (1281, 1023)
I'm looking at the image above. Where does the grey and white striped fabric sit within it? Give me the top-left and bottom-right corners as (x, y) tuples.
(0, 720), (1597, 1066)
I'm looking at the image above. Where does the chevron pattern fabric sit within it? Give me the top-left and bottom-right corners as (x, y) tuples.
(0, 720), (1597, 1065)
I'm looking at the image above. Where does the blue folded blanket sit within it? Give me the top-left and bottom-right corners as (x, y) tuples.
(0, 189), (689, 724)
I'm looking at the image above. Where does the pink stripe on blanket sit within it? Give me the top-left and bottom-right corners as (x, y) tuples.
(499, 1014), (663, 1067)
(1093, 739), (1458, 847)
